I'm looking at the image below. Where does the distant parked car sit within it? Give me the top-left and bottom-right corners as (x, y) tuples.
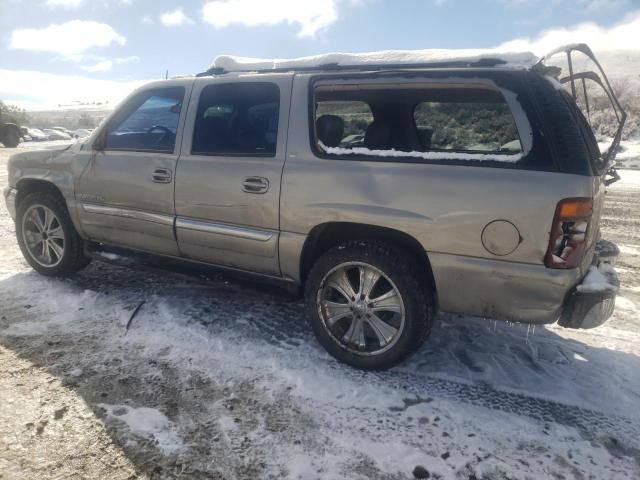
(26, 128), (49, 141)
(42, 129), (72, 141)
(72, 129), (92, 139)
(50, 126), (74, 136)
(18, 127), (31, 142)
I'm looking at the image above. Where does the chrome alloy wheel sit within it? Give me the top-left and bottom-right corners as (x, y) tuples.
(21, 204), (66, 267)
(317, 262), (405, 355)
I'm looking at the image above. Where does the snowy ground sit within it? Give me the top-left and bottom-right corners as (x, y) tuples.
(600, 138), (640, 169)
(616, 139), (640, 169)
(1, 141), (640, 479)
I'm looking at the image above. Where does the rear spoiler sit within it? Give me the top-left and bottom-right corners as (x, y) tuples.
(538, 44), (626, 182)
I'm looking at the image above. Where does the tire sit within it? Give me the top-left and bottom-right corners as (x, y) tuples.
(16, 191), (91, 276)
(2, 125), (20, 148)
(305, 241), (432, 370)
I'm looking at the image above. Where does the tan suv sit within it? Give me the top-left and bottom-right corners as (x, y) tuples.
(4, 45), (625, 369)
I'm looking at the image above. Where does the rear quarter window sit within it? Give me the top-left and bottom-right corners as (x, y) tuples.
(315, 101), (373, 148)
(310, 80), (539, 168)
(413, 102), (521, 153)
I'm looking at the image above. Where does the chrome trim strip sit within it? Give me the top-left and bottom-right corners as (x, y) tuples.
(176, 217), (274, 242)
(81, 203), (174, 226)
(87, 240), (292, 283)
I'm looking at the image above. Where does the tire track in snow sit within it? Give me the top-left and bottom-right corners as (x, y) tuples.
(370, 369), (640, 444)
(63, 259), (640, 447)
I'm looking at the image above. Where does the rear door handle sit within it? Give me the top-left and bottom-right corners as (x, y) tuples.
(152, 168), (172, 183)
(242, 176), (269, 194)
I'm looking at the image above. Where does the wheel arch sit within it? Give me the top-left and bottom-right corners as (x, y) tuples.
(15, 178), (65, 208)
(14, 179), (91, 276)
(299, 222), (438, 310)
(14, 177), (87, 237)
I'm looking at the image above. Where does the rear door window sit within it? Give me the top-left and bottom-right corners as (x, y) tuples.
(192, 83), (280, 156)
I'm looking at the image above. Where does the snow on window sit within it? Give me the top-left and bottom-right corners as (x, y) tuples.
(319, 141), (523, 162)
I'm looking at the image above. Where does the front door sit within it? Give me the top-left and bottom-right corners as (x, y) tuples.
(77, 84), (190, 256)
(174, 76), (292, 275)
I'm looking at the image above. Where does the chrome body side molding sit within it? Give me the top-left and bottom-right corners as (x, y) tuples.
(175, 217), (274, 242)
(81, 203), (174, 226)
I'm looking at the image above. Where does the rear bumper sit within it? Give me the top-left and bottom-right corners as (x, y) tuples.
(3, 186), (17, 221)
(428, 251), (582, 324)
(428, 240), (619, 326)
(558, 240), (619, 329)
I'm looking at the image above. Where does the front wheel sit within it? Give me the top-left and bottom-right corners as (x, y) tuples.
(16, 192), (91, 276)
(305, 242), (433, 370)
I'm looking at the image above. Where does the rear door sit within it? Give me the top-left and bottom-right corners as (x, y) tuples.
(76, 83), (190, 255)
(542, 44), (628, 248)
(542, 44), (627, 176)
(174, 74), (292, 275)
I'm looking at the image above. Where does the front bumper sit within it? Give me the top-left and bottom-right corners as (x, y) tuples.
(558, 240), (619, 329)
(3, 186), (17, 221)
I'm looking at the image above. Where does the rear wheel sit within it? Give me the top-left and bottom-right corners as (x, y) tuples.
(16, 192), (91, 276)
(305, 241), (432, 370)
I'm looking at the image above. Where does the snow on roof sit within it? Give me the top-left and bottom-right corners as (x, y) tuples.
(211, 49), (539, 72)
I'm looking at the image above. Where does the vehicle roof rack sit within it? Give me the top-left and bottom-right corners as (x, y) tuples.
(195, 57), (508, 77)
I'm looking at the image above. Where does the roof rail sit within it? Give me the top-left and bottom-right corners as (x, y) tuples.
(195, 57), (509, 77)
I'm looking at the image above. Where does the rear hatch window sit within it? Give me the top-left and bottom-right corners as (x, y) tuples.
(540, 44), (627, 180)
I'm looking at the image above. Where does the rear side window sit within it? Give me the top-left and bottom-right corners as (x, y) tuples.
(414, 102), (521, 153)
(315, 101), (373, 148)
(105, 87), (184, 153)
(192, 83), (280, 156)
(312, 83), (524, 164)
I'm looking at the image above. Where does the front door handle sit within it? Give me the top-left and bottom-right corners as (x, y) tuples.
(152, 168), (172, 183)
(242, 176), (269, 194)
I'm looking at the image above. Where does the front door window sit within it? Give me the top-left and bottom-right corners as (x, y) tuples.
(104, 87), (185, 153)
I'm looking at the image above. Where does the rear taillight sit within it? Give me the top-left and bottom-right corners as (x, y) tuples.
(545, 198), (593, 269)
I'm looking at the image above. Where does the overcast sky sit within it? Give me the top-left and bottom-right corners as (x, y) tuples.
(0, 0), (638, 110)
